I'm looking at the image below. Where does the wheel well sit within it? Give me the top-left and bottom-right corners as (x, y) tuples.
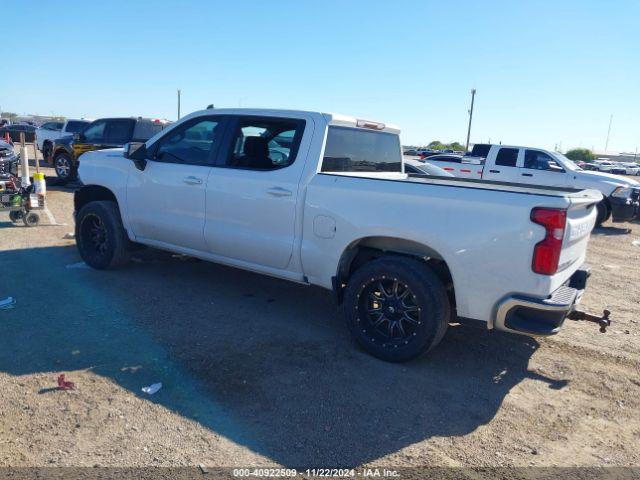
(334, 237), (455, 307)
(74, 185), (118, 214)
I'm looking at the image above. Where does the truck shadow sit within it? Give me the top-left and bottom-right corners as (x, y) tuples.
(0, 246), (567, 467)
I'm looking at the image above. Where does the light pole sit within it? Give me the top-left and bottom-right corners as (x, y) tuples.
(604, 114), (613, 152)
(177, 89), (181, 120)
(465, 89), (476, 152)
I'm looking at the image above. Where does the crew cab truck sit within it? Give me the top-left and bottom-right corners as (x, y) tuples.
(73, 109), (605, 362)
(428, 144), (640, 226)
(35, 119), (91, 160)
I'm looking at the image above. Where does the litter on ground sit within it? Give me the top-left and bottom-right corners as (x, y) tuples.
(141, 383), (162, 395)
(0, 297), (16, 310)
(57, 374), (75, 391)
(63, 232), (75, 239)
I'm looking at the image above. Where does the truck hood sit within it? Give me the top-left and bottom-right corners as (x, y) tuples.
(573, 169), (639, 191)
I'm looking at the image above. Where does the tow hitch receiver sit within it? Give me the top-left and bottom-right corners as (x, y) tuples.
(568, 309), (611, 333)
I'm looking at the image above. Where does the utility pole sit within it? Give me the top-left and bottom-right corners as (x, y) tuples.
(177, 89), (181, 120)
(465, 89), (476, 152)
(604, 114), (613, 152)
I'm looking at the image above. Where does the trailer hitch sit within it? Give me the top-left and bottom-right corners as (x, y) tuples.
(568, 309), (611, 333)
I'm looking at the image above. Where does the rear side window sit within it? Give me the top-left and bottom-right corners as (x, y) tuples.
(321, 127), (401, 172)
(227, 117), (305, 170)
(105, 119), (134, 144)
(66, 121), (89, 133)
(495, 148), (519, 167)
(133, 121), (167, 142)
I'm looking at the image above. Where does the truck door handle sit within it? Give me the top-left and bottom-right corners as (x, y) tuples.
(266, 187), (292, 197)
(489, 169), (500, 173)
(183, 176), (203, 185)
(522, 173), (533, 177)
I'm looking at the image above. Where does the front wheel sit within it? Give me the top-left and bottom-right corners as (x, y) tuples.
(54, 153), (77, 182)
(343, 256), (450, 362)
(75, 201), (130, 270)
(595, 200), (610, 227)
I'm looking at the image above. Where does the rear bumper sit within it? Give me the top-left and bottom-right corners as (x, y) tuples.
(609, 187), (640, 223)
(493, 268), (590, 336)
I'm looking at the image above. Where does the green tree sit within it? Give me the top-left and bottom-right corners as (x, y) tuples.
(565, 148), (595, 163)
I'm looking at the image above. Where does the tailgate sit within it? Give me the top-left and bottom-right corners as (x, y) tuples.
(558, 190), (601, 273)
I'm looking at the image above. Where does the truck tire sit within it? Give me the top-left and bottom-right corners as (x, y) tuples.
(595, 200), (610, 227)
(75, 201), (130, 270)
(343, 256), (450, 362)
(42, 141), (52, 161)
(54, 153), (77, 182)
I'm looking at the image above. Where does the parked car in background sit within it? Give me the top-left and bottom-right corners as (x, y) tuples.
(609, 163), (627, 175)
(417, 149), (439, 159)
(618, 162), (640, 175)
(0, 123), (36, 143)
(50, 117), (169, 181)
(622, 162), (640, 175)
(36, 119), (91, 160)
(428, 143), (640, 225)
(404, 159), (454, 176)
(0, 139), (19, 176)
(403, 148), (418, 156)
(74, 108), (605, 362)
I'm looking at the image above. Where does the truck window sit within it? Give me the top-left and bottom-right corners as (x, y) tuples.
(227, 117), (305, 170)
(82, 121), (107, 143)
(524, 150), (565, 172)
(495, 148), (519, 167)
(321, 127), (402, 172)
(155, 118), (221, 165)
(132, 121), (167, 142)
(66, 121), (89, 133)
(105, 119), (135, 144)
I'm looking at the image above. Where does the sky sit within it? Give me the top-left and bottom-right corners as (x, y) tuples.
(2, 0), (639, 153)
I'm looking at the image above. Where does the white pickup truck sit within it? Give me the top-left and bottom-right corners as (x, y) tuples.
(73, 109), (608, 362)
(426, 144), (640, 225)
(35, 119), (91, 159)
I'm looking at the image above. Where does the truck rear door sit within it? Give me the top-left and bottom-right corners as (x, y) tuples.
(482, 147), (521, 182)
(203, 114), (314, 270)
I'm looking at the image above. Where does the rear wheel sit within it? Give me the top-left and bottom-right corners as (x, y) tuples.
(9, 210), (23, 223)
(75, 201), (130, 269)
(22, 212), (40, 227)
(54, 153), (77, 182)
(343, 256), (450, 362)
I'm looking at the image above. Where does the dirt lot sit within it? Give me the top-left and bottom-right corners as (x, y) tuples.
(0, 153), (639, 470)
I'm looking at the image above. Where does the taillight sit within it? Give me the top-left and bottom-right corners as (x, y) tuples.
(531, 207), (567, 275)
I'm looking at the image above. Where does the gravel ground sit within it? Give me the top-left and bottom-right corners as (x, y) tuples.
(0, 152), (639, 470)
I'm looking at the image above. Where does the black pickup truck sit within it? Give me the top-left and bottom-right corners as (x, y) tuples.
(50, 117), (169, 182)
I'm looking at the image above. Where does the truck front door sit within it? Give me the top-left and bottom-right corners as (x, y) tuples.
(517, 149), (569, 187)
(204, 114), (313, 270)
(126, 116), (227, 251)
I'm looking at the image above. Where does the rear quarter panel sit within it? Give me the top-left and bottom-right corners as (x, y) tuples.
(302, 174), (579, 323)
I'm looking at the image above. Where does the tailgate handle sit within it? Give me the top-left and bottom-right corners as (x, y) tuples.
(489, 169), (500, 173)
(522, 173), (533, 177)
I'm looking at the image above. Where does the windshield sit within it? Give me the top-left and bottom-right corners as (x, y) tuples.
(551, 152), (581, 171)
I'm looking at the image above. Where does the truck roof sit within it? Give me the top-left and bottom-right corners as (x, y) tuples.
(183, 108), (401, 134)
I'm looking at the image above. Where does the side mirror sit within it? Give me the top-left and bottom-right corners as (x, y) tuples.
(73, 133), (81, 142)
(123, 142), (148, 171)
